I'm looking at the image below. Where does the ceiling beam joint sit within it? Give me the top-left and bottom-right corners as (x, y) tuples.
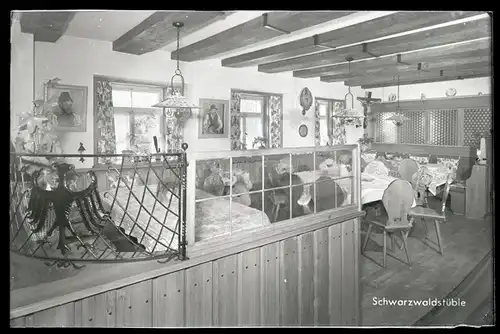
(397, 54), (411, 66)
(313, 34), (336, 50)
(262, 13), (290, 35)
(362, 43), (380, 58)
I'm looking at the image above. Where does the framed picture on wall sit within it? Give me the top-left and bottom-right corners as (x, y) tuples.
(198, 98), (229, 138)
(44, 83), (88, 132)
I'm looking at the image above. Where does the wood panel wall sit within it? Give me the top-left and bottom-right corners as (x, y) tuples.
(10, 219), (360, 327)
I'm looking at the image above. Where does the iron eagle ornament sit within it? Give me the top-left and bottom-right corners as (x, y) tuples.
(27, 162), (107, 258)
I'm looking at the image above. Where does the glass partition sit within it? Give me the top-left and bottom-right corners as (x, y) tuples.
(190, 145), (359, 243)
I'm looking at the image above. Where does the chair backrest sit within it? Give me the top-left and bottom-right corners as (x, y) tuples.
(381, 179), (414, 228)
(398, 158), (419, 183)
(364, 160), (389, 177)
(315, 177), (346, 211)
(439, 173), (453, 215)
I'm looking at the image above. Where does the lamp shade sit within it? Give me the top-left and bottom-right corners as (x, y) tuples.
(387, 114), (410, 124)
(152, 93), (200, 109)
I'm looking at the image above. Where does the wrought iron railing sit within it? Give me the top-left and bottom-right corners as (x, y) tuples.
(9, 144), (188, 269)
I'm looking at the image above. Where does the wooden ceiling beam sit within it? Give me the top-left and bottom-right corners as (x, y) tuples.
(320, 55), (491, 83)
(224, 11), (483, 68)
(19, 11), (76, 43)
(344, 62), (491, 87)
(113, 11), (226, 55)
(171, 12), (353, 62)
(359, 71), (491, 89)
(294, 15), (490, 78)
(299, 37), (491, 83)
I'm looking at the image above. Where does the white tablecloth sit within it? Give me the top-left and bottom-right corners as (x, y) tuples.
(361, 173), (417, 207)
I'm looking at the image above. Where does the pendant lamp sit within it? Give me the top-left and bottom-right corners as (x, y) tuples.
(386, 73), (409, 126)
(332, 57), (364, 128)
(152, 22), (200, 120)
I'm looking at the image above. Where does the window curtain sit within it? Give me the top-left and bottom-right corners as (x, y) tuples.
(230, 91), (243, 150)
(94, 77), (117, 165)
(162, 85), (185, 152)
(330, 101), (346, 145)
(314, 99), (320, 146)
(267, 94), (283, 148)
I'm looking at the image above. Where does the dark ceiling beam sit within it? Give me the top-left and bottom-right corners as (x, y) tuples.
(319, 55), (491, 83)
(359, 71), (491, 89)
(224, 11), (484, 69)
(344, 62), (491, 87)
(113, 11), (226, 55)
(171, 12), (353, 62)
(300, 37), (491, 83)
(19, 11), (76, 43)
(293, 15), (490, 78)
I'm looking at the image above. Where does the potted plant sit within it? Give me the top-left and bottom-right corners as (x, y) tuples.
(252, 136), (267, 149)
(357, 134), (374, 152)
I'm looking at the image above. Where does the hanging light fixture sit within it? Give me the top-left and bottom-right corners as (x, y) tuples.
(332, 57), (364, 128)
(386, 73), (409, 126)
(152, 22), (199, 120)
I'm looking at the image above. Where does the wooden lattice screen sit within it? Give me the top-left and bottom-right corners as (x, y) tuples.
(398, 111), (426, 144)
(429, 109), (459, 146)
(463, 108), (492, 148)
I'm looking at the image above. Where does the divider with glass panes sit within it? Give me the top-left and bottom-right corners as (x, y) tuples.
(186, 145), (361, 245)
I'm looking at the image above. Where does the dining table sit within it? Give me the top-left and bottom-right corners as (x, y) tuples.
(294, 170), (416, 208)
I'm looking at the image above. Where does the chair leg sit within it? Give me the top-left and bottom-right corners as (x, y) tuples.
(434, 220), (444, 255)
(362, 224), (373, 253)
(383, 230), (387, 268)
(421, 218), (429, 237)
(400, 230), (412, 267)
(273, 204), (280, 222)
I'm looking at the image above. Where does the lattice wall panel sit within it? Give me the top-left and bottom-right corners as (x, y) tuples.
(429, 109), (458, 146)
(375, 112), (397, 143)
(398, 111), (426, 144)
(464, 108), (492, 148)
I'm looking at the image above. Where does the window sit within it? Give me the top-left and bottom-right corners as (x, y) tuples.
(316, 98), (345, 146)
(317, 100), (330, 146)
(111, 83), (164, 156)
(239, 94), (266, 149)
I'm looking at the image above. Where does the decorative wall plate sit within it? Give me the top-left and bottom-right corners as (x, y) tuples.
(300, 87), (313, 115)
(298, 124), (308, 138)
(446, 88), (457, 97)
(388, 93), (397, 102)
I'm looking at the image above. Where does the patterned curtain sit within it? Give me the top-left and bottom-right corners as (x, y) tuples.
(163, 85), (185, 152)
(314, 100), (321, 146)
(94, 77), (117, 165)
(268, 94), (283, 148)
(230, 91), (243, 150)
(330, 101), (346, 145)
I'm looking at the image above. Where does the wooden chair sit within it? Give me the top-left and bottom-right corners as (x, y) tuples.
(398, 158), (419, 183)
(362, 179), (415, 268)
(408, 174), (452, 255)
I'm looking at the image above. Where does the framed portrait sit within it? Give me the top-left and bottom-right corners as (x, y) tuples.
(198, 98), (229, 139)
(45, 83), (88, 132)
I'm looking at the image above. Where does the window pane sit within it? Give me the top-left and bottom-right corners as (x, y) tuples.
(115, 113), (130, 153)
(320, 118), (329, 145)
(112, 90), (132, 108)
(241, 98), (263, 114)
(375, 112), (397, 143)
(245, 117), (263, 149)
(132, 91), (161, 108)
(319, 103), (328, 117)
(131, 113), (161, 154)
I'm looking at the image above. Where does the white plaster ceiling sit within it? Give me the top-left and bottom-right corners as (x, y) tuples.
(64, 10), (155, 42)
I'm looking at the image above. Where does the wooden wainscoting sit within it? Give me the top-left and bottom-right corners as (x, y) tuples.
(10, 219), (360, 327)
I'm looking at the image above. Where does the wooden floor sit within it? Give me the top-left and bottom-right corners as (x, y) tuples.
(360, 197), (493, 326)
